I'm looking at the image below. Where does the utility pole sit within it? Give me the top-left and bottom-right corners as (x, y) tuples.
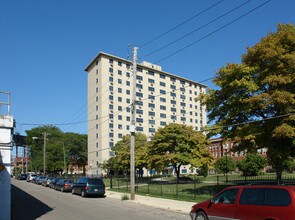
(43, 132), (46, 175)
(25, 146), (28, 174)
(130, 46), (138, 200)
(63, 142), (66, 175)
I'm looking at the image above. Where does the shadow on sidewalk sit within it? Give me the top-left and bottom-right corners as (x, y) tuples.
(11, 184), (53, 220)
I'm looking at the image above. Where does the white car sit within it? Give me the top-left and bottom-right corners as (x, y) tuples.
(26, 173), (37, 182)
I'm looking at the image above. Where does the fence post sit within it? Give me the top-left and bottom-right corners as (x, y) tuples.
(194, 174), (196, 199)
(161, 176), (163, 196)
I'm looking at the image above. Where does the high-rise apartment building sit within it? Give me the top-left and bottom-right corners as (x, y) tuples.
(85, 52), (207, 176)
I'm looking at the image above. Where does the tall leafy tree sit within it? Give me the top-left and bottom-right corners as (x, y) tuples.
(237, 153), (266, 176)
(202, 24), (295, 183)
(111, 132), (149, 175)
(26, 126), (87, 174)
(148, 123), (213, 181)
(215, 156), (236, 175)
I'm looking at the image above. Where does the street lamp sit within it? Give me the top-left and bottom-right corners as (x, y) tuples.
(32, 132), (47, 175)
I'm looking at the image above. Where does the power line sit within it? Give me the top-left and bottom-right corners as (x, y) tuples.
(140, 0), (252, 59)
(155, 0), (272, 64)
(140, 0), (225, 47)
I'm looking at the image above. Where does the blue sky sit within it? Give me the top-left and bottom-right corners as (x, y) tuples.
(1, 0), (294, 136)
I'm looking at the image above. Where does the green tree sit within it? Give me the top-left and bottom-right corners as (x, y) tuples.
(237, 153), (267, 176)
(112, 133), (149, 175)
(63, 132), (87, 174)
(215, 156), (236, 175)
(148, 123), (213, 181)
(25, 126), (87, 174)
(202, 24), (295, 184)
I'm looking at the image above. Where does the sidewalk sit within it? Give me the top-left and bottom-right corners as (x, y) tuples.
(105, 189), (196, 214)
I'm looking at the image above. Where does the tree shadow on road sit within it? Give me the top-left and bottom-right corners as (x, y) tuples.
(11, 184), (53, 220)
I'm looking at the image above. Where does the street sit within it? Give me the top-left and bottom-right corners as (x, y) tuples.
(11, 178), (189, 220)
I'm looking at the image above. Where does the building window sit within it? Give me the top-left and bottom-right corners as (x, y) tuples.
(118, 79), (122, 84)
(171, 107), (176, 112)
(136, 109), (143, 114)
(180, 95), (186, 100)
(160, 121), (166, 126)
(181, 109), (186, 114)
(171, 92), (176, 97)
(109, 76), (113, 82)
(126, 116), (130, 121)
(109, 123), (113, 128)
(160, 82), (166, 87)
(137, 126), (144, 131)
(170, 85), (176, 90)
(160, 74), (165, 79)
(136, 75), (143, 80)
(170, 77), (176, 82)
(109, 95), (113, 100)
(118, 124), (122, 129)
(137, 101), (143, 106)
(126, 72), (130, 77)
(109, 58), (113, 64)
(118, 133), (123, 138)
(160, 89), (166, 94)
(160, 113), (166, 118)
(118, 70), (122, 75)
(181, 117), (186, 122)
(109, 142), (114, 147)
(118, 97), (122, 102)
(109, 67), (113, 73)
(136, 118), (144, 123)
(118, 88), (122, 93)
(148, 78), (155, 84)
(109, 86), (113, 91)
(171, 115), (177, 120)
(109, 104), (113, 110)
(126, 81), (130, 86)
(181, 102), (186, 107)
(149, 111), (155, 116)
(118, 115), (122, 120)
(137, 67), (143, 72)
(109, 114), (113, 119)
(137, 84), (143, 89)
(171, 100), (176, 105)
(160, 105), (166, 110)
(148, 87), (155, 92)
(118, 106), (122, 111)
(148, 70), (154, 76)
(149, 103), (155, 108)
(149, 119), (155, 125)
(126, 89), (130, 95)
(126, 98), (131, 103)
(126, 107), (130, 113)
(109, 133), (114, 138)
(136, 92), (143, 97)
(118, 61), (122, 66)
(160, 97), (166, 102)
(149, 128), (155, 133)
(149, 95), (155, 100)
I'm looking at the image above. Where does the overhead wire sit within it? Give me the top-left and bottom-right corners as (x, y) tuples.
(140, 0), (252, 59)
(140, 0), (225, 47)
(155, 0), (272, 64)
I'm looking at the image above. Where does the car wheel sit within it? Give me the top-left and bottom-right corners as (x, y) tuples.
(72, 189), (75, 194)
(61, 187), (64, 192)
(81, 190), (86, 197)
(195, 211), (208, 220)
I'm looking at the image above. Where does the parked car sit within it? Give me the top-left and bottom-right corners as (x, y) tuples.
(42, 177), (54, 187)
(26, 173), (37, 182)
(36, 176), (46, 185)
(189, 185), (295, 220)
(17, 173), (27, 180)
(71, 177), (105, 197)
(55, 179), (75, 192)
(49, 177), (62, 189)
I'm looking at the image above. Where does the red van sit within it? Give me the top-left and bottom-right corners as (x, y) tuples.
(189, 185), (295, 220)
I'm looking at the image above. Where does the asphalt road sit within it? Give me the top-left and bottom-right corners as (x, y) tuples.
(11, 178), (190, 220)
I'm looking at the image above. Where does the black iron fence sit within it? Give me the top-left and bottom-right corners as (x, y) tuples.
(104, 174), (295, 201)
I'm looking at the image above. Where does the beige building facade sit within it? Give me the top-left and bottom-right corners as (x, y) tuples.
(85, 52), (207, 176)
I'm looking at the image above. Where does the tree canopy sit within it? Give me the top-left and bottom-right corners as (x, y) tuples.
(202, 23), (295, 183)
(148, 123), (213, 180)
(237, 153), (266, 176)
(25, 126), (87, 174)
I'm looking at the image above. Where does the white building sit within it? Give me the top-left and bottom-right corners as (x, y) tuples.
(84, 52), (207, 176)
